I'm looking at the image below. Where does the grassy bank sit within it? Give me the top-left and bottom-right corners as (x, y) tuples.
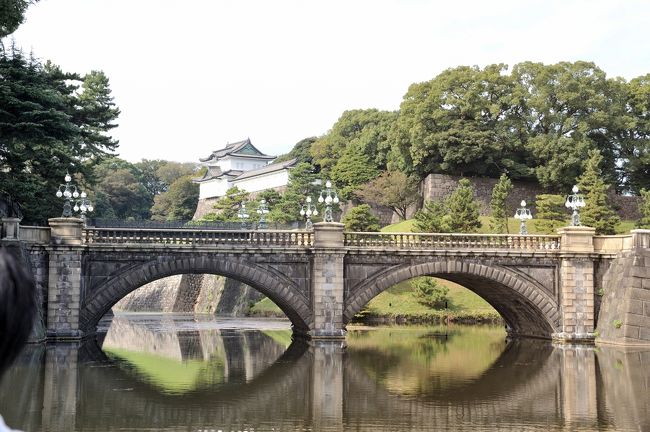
(249, 278), (502, 324)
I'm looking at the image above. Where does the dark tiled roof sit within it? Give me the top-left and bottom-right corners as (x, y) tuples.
(199, 138), (275, 162)
(233, 158), (298, 181)
(193, 166), (243, 183)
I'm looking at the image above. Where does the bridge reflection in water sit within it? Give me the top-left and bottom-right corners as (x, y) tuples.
(1, 316), (649, 432)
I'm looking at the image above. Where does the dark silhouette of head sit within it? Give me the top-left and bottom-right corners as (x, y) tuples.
(0, 249), (36, 376)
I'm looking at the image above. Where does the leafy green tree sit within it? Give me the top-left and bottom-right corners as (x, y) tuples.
(201, 186), (248, 222)
(275, 137), (318, 166)
(356, 171), (419, 221)
(150, 175), (199, 221)
(0, 0), (36, 38)
(490, 174), (513, 233)
(330, 144), (379, 199)
(445, 178), (481, 233)
(342, 204), (380, 232)
(512, 61), (620, 190)
(533, 194), (566, 234)
(134, 159), (168, 197)
(619, 74), (650, 193)
(311, 109), (396, 175)
(0, 46), (119, 223)
(413, 200), (447, 233)
(412, 277), (449, 309)
(392, 64), (529, 179)
(92, 158), (150, 219)
(637, 189), (650, 228)
(576, 149), (620, 234)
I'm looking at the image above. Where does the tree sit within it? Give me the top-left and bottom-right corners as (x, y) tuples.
(0, 46), (119, 223)
(413, 200), (447, 233)
(392, 64), (530, 179)
(150, 175), (199, 221)
(533, 194), (566, 234)
(311, 109), (396, 175)
(92, 158), (150, 219)
(512, 61), (620, 190)
(575, 149), (620, 234)
(0, 0), (36, 38)
(490, 174), (513, 233)
(330, 144), (379, 199)
(620, 74), (650, 193)
(356, 171), (419, 221)
(412, 277), (449, 309)
(445, 178), (481, 233)
(637, 189), (650, 228)
(269, 163), (319, 224)
(200, 186), (248, 222)
(275, 137), (318, 166)
(342, 204), (380, 232)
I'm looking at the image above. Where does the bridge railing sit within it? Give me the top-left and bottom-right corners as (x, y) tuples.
(83, 228), (313, 247)
(344, 232), (561, 251)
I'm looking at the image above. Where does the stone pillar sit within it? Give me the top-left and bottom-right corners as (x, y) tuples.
(1, 217), (21, 240)
(47, 218), (85, 340)
(311, 223), (346, 339)
(555, 226), (596, 343)
(631, 229), (650, 249)
(311, 340), (345, 431)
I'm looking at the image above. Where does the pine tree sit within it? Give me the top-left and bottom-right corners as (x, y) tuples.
(534, 194), (566, 234)
(490, 174), (513, 233)
(445, 178), (481, 233)
(342, 204), (380, 232)
(576, 149), (620, 234)
(412, 277), (449, 309)
(413, 200), (447, 233)
(637, 189), (650, 229)
(201, 187), (248, 222)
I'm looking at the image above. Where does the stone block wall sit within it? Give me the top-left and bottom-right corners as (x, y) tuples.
(597, 248), (650, 344)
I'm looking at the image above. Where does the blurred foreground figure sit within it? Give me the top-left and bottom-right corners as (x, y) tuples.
(0, 249), (36, 432)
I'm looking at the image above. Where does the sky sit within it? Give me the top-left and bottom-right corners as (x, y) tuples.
(8, 0), (650, 163)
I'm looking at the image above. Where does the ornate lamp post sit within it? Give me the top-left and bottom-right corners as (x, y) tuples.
(317, 180), (339, 223)
(55, 172), (80, 217)
(73, 192), (94, 221)
(514, 200), (532, 235)
(565, 185), (585, 226)
(237, 202), (249, 229)
(299, 196), (318, 230)
(256, 199), (269, 229)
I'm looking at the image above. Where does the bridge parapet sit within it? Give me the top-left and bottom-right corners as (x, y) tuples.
(82, 227), (313, 247)
(344, 232), (561, 251)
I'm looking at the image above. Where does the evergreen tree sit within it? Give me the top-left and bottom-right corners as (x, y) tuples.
(150, 175), (199, 221)
(201, 186), (248, 222)
(269, 163), (320, 223)
(412, 277), (449, 309)
(636, 189), (650, 228)
(576, 149), (620, 234)
(342, 204), (380, 232)
(413, 200), (447, 233)
(533, 194), (566, 234)
(330, 144), (379, 199)
(445, 178), (481, 233)
(490, 174), (513, 233)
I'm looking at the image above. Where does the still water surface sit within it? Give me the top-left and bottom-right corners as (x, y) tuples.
(1, 314), (649, 431)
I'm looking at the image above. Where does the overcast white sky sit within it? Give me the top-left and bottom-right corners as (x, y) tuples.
(8, 0), (650, 163)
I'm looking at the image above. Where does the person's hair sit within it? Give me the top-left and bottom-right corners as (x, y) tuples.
(0, 249), (36, 376)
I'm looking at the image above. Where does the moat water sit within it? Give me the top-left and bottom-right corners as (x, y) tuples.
(1, 314), (649, 431)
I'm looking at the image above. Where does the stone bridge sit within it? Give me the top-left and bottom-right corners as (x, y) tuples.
(3, 217), (650, 345)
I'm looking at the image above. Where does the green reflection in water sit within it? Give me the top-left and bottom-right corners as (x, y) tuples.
(347, 324), (507, 396)
(262, 329), (293, 348)
(104, 348), (225, 395)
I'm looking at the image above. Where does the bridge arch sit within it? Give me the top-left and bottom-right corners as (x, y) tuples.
(79, 255), (312, 336)
(344, 259), (560, 338)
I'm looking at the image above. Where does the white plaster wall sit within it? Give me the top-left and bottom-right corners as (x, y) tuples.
(219, 156), (269, 172)
(199, 178), (232, 199)
(234, 170), (290, 193)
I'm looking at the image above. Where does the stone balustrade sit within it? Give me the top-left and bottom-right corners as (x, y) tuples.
(344, 232), (561, 251)
(82, 227), (314, 247)
(19, 226), (51, 243)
